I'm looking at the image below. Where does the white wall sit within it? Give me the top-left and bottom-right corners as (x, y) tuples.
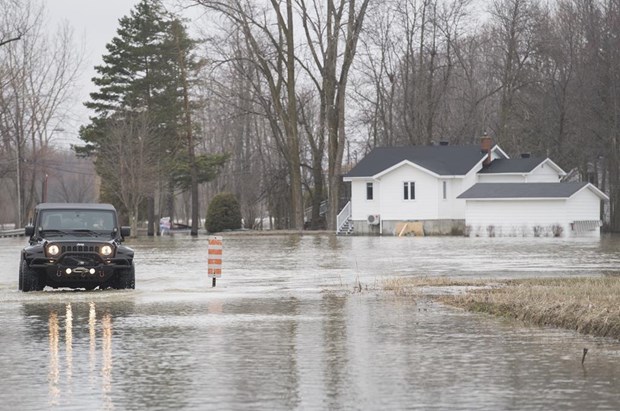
(378, 164), (439, 220)
(349, 163), (473, 222)
(567, 188), (601, 222)
(465, 191), (603, 237)
(477, 174), (525, 183)
(465, 199), (570, 237)
(350, 179), (380, 220)
(528, 163), (562, 182)
(438, 179), (451, 218)
(450, 167), (479, 218)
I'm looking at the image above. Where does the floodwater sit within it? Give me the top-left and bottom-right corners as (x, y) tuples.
(1, 234), (620, 410)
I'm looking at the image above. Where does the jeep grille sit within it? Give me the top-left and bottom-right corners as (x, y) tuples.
(61, 245), (101, 253)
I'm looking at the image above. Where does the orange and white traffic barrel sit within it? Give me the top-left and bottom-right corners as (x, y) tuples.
(208, 236), (222, 287)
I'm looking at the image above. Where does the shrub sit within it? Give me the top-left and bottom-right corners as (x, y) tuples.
(486, 225), (495, 237)
(463, 225), (472, 237)
(551, 224), (564, 237)
(205, 192), (242, 233)
(533, 225), (543, 237)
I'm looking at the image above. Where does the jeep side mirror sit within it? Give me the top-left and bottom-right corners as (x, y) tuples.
(24, 225), (34, 237)
(121, 226), (131, 238)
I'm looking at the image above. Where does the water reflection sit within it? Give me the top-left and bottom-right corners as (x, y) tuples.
(322, 294), (349, 409)
(89, 302), (96, 386)
(48, 310), (59, 406)
(102, 310), (113, 410)
(9, 288), (620, 410)
(65, 304), (72, 388)
(20, 301), (130, 409)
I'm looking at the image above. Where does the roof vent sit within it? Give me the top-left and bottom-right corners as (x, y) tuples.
(521, 153), (531, 158)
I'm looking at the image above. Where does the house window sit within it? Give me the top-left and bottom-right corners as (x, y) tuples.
(442, 181), (447, 200)
(403, 181), (415, 200)
(366, 182), (374, 200)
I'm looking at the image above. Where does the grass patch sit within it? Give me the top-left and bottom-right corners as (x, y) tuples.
(385, 276), (620, 340)
(383, 277), (499, 296)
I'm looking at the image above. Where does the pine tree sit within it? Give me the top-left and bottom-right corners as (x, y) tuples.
(77, 0), (224, 234)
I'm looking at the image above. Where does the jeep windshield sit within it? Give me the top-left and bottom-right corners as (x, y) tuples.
(38, 210), (116, 237)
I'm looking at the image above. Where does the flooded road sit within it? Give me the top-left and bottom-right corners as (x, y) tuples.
(1, 234), (620, 410)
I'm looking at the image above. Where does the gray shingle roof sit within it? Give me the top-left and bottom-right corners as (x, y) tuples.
(478, 158), (544, 174)
(457, 182), (589, 199)
(345, 145), (488, 177)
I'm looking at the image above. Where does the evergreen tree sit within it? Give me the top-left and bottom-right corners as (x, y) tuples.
(77, 0), (225, 234)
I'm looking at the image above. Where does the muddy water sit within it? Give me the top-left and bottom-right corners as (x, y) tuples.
(1, 234), (620, 410)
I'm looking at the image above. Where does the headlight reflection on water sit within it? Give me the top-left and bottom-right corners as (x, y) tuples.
(47, 303), (113, 408)
(65, 304), (72, 387)
(48, 311), (59, 407)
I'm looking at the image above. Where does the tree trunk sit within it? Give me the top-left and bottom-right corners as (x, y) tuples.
(147, 196), (155, 236)
(175, 22), (200, 236)
(285, 0), (304, 231)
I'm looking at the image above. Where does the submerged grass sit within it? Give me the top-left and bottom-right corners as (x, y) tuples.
(384, 276), (620, 340)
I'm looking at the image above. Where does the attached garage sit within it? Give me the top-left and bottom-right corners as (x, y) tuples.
(458, 182), (608, 237)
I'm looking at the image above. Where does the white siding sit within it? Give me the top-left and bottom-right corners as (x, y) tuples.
(464, 187), (603, 237)
(350, 180), (380, 220)
(465, 200), (570, 237)
(528, 163), (562, 182)
(437, 179), (451, 218)
(477, 174), (525, 183)
(378, 164), (439, 220)
(438, 178), (470, 219)
(447, 168), (478, 219)
(567, 188), (601, 222)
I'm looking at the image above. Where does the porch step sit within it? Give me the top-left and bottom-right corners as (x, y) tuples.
(337, 218), (354, 235)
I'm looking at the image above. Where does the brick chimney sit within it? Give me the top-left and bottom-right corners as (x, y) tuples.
(480, 134), (493, 166)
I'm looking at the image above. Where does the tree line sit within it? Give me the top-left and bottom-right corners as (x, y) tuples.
(1, 0), (620, 232)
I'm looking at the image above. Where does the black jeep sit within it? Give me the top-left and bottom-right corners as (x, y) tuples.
(20, 203), (135, 292)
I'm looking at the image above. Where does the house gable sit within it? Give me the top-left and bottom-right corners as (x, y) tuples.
(533, 158), (566, 176)
(373, 160), (442, 180)
(572, 182), (609, 201)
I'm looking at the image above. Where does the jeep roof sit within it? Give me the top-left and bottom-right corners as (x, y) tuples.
(34, 203), (116, 211)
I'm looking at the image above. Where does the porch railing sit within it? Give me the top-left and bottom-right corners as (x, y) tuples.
(336, 201), (352, 233)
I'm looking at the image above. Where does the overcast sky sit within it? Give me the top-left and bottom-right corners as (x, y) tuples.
(46, 0), (141, 147)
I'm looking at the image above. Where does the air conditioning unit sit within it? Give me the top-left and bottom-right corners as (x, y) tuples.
(367, 214), (380, 225)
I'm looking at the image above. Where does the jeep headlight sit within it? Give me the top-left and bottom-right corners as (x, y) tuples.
(47, 244), (60, 257)
(100, 245), (113, 257)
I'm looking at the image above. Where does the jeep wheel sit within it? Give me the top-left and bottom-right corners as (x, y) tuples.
(115, 265), (135, 289)
(21, 260), (45, 292)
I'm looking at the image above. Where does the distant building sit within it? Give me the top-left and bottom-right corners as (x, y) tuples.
(338, 137), (608, 237)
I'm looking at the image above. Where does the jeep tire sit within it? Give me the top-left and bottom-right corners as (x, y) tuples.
(21, 260), (45, 292)
(114, 265), (135, 289)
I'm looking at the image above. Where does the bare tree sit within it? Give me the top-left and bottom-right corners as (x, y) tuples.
(42, 149), (98, 203)
(194, 0), (305, 230)
(0, 0), (29, 47)
(487, 0), (545, 151)
(0, 0), (82, 226)
(296, 0), (371, 230)
(96, 113), (158, 235)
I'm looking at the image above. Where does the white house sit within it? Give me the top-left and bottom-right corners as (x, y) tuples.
(338, 137), (608, 237)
